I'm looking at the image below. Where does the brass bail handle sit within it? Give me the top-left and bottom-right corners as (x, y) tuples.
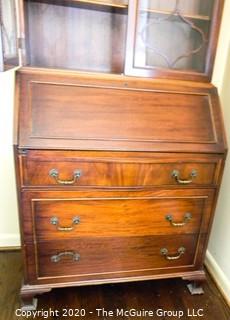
(165, 212), (192, 227)
(50, 216), (80, 231)
(171, 169), (197, 185)
(160, 247), (186, 260)
(49, 168), (82, 185)
(51, 251), (80, 263)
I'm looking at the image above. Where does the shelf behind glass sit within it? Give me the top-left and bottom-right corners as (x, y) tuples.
(139, 9), (210, 21)
(28, 0), (129, 9)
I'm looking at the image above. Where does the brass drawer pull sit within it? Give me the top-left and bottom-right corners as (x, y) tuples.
(50, 216), (80, 231)
(160, 247), (186, 260)
(49, 169), (82, 185)
(165, 213), (192, 227)
(51, 251), (80, 263)
(171, 169), (197, 185)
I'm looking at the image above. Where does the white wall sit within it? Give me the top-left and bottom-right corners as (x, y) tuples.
(206, 0), (230, 303)
(0, 69), (20, 247)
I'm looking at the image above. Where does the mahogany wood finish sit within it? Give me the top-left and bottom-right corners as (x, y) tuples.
(2, 0), (226, 310)
(24, 234), (209, 284)
(19, 150), (221, 187)
(20, 189), (215, 242)
(33, 235), (200, 278)
(31, 197), (206, 238)
(16, 71), (226, 152)
(18, 186), (217, 288)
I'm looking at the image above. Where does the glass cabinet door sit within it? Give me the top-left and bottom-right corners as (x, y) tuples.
(0, 0), (19, 71)
(125, 0), (223, 81)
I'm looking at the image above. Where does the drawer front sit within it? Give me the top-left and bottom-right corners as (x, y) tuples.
(34, 198), (204, 240)
(21, 189), (215, 242)
(19, 150), (220, 187)
(34, 235), (199, 279)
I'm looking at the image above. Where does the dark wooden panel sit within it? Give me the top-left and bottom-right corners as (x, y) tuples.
(30, 84), (215, 141)
(17, 71), (227, 152)
(25, 0), (127, 73)
(34, 234), (199, 279)
(20, 189), (215, 243)
(19, 150), (218, 187)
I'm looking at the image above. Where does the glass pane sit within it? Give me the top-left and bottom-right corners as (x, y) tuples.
(134, 0), (214, 72)
(0, 0), (18, 66)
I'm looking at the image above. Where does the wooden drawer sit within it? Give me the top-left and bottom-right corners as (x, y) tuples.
(18, 150), (221, 187)
(21, 189), (214, 242)
(33, 234), (199, 279)
(33, 198), (204, 240)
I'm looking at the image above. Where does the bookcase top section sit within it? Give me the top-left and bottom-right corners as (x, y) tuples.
(0, 0), (225, 82)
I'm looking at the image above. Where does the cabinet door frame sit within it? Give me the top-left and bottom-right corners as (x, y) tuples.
(0, 0), (21, 71)
(124, 0), (224, 82)
(0, 29), (4, 71)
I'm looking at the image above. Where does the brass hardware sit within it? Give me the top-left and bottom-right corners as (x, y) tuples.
(165, 213), (192, 227)
(50, 216), (80, 231)
(171, 169), (197, 184)
(51, 251), (80, 263)
(49, 169), (81, 185)
(160, 247), (186, 260)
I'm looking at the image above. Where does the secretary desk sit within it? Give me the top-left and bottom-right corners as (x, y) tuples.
(0, 0), (227, 310)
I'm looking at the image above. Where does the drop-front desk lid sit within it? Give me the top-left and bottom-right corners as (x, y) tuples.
(16, 68), (227, 154)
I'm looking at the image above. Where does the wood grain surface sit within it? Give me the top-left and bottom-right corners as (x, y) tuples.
(33, 197), (204, 239)
(20, 188), (215, 243)
(0, 251), (229, 320)
(16, 70), (227, 152)
(19, 150), (219, 187)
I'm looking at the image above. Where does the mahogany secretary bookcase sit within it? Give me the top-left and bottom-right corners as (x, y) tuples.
(0, 0), (227, 310)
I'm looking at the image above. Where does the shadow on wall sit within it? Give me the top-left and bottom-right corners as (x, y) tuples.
(208, 39), (230, 279)
(220, 42), (230, 124)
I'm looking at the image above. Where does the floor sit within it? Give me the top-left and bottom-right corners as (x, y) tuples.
(0, 250), (229, 320)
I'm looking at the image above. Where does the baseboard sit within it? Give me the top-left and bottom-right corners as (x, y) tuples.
(205, 250), (230, 306)
(0, 233), (21, 249)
